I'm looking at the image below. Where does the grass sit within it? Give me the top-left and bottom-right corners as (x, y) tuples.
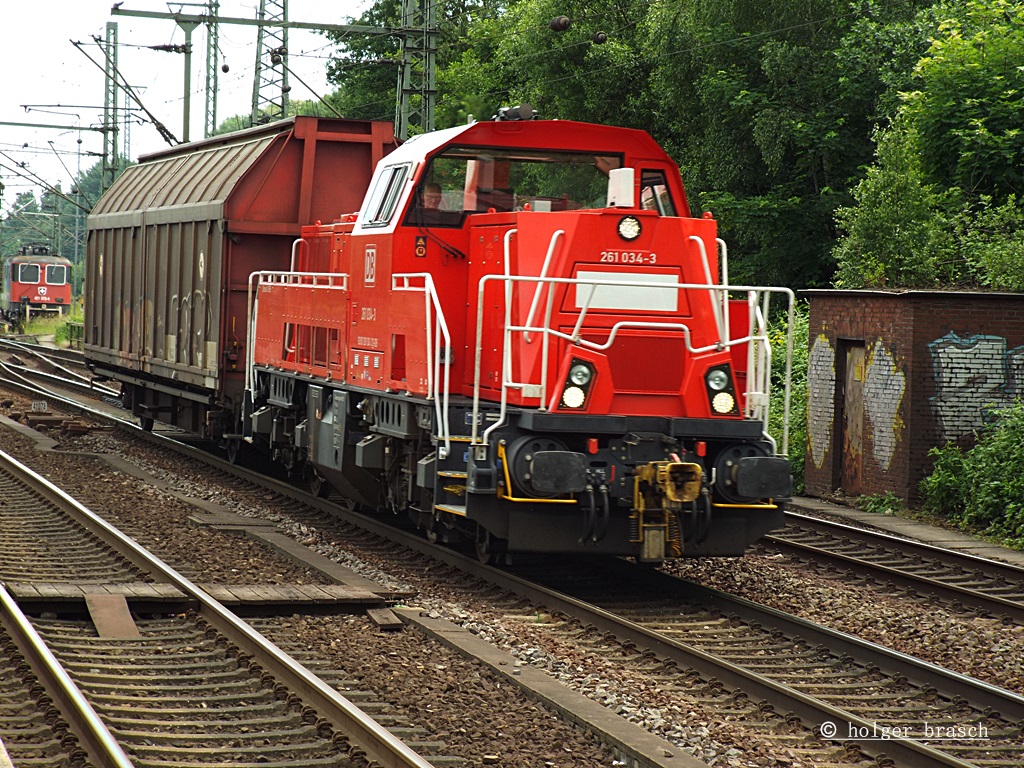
(23, 309), (84, 346)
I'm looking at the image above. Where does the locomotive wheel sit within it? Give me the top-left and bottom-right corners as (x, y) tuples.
(425, 519), (440, 544)
(225, 438), (244, 465)
(310, 468), (331, 498)
(139, 416), (154, 432)
(474, 526), (507, 565)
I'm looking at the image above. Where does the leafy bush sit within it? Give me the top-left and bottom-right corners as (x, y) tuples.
(919, 401), (1024, 548)
(919, 442), (968, 518)
(769, 301), (808, 495)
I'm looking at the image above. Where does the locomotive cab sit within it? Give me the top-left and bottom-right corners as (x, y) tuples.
(246, 112), (794, 562)
(2, 245), (73, 330)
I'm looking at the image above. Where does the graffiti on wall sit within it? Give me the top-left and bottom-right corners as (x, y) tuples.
(929, 332), (1024, 441)
(807, 335), (836, 469)
(863, 343), (905, 471)
(807, 336), (906, 471)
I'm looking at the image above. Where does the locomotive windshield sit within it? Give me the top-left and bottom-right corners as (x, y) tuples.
(46, 264), (67, 284)
(406, 147), (624, 227)
(18, 264), (40, 283)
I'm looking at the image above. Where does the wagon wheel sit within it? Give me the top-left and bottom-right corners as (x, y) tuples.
(310, 468), (331, 498)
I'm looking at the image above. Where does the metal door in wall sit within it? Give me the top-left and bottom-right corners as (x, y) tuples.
(839, 343), (865, 495)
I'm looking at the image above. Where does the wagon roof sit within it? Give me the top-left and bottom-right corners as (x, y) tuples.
(86, 116), (396, 232)
(87, 124), (283, 222)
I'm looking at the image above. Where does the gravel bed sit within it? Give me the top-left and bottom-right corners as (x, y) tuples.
(260, 613), (618, 767)
(4, 392), (1018, 765)
(0, 417), (845, 767)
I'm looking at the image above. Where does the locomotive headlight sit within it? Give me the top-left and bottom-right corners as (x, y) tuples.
(561, 357), (595, 409)
(569, 363), (593, 386)
(617, 216), (641, 241)
(706, 368), (730, 391)
(712, 391), (736, 414)
(561, 386), (586, 409)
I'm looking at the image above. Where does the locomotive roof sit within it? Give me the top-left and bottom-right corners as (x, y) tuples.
(390, 119), (676, 167)
(351, 118), (688, 234)
(6, 253), (71, 265)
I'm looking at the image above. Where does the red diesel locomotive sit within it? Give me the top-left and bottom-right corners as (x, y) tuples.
(244, 109), (794, 562)
(2, 244), (73, 329)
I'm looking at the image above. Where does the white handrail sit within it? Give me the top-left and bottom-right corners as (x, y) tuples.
(392, 272), (452, 459)
(717, 237), (730, 346)
(690, 235), (725, 346)
(289, 237), (305, 271)
(244, 270), (350, 414)
(523, 229), (565, 343)
(470, 271), (794, 449)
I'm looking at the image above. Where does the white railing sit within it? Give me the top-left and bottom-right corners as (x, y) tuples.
(471, 269), (794, 454)
(392, 273), (453, 459)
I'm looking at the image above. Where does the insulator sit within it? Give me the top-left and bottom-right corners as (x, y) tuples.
(549, 15), (571, 32)
(592, 31), (608, 44)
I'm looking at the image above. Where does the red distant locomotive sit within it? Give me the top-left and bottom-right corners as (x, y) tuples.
(243, 109), (795, 561)
(2, 244), (73, 328)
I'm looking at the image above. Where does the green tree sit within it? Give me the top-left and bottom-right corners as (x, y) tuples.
(833, 0), (1024, 290)
(905, 0), (1024, 200)
(624, 0), (935, 287)
(832, 121), (959, 287)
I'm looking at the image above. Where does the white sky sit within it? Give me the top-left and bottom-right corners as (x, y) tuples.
(1, 1), (370, 210)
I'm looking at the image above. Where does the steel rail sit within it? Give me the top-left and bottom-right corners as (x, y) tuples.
(6, 367), (1021, 767)
(782, 510), (1024, 583)
(0, 583), (136, 768)
(72, 423), (1023, 768)
(0, 339), (114, 392)
(2, 361), (121, 400)
(248, 479), (1022, 768)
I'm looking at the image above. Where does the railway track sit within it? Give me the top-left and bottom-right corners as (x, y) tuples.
(3, 371), (1023, 766)
(764, 512), (1024, 624)
(0, 391), (644, 766)
(0, 446), (443, 768)
(496, 557), (1024, 768)
(0, 340), (120, 404)
(0, 338), (91, 371)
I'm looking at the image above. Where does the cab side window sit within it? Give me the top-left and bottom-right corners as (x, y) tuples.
(639, 170), (676, 216)
(19, 264), (40, 284)
(363, 163), (411, 227)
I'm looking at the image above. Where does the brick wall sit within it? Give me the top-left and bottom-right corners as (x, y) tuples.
(803, 290), (1024, 502)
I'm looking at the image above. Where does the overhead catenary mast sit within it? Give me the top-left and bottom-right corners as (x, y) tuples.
(111, 2), (437, 140)
(251, 0), (289, 125)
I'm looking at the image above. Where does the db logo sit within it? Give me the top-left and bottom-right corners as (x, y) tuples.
(364, 244), (377, 286)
